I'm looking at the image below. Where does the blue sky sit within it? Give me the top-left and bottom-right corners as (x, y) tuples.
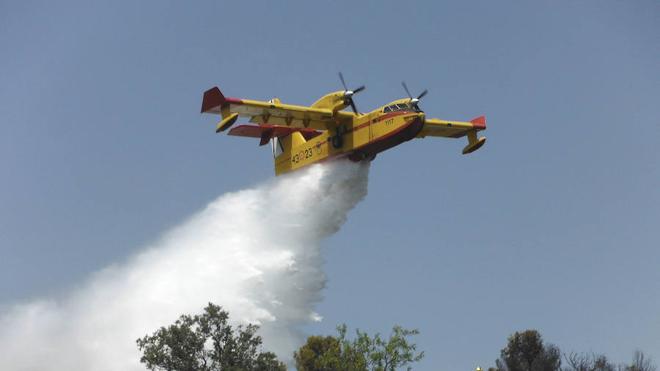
(1, 1), (658, 370)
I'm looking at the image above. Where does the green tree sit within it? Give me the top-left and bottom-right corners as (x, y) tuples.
(293, 335), (344, 371)
(294, 324), (424, 371)
(494, 330), (561, 371)
(136, 303), (286, 371)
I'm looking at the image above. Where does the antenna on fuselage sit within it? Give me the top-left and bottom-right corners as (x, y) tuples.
(339, 72), (365, 114)
(401, 81), (428, 111)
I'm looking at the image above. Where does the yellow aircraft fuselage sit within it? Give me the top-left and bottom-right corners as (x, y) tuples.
(274, 106), (423, 175)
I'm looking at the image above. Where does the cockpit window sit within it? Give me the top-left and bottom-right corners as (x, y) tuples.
(384, 103), (422, 113)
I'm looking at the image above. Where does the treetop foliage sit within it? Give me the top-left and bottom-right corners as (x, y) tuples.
(136, 303), (285, 371)
(135, 304), (656, 371)
(294, 324), (424, 371)
(494, 330), (561, 371)
(489, 329), (656, 371)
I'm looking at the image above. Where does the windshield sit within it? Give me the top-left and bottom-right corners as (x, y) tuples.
(384, 103), (421, 113)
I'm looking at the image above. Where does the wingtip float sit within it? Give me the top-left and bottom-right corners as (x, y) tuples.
(201, 75), (486, 176)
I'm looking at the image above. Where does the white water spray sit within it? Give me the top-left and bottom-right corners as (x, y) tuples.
(0, 160), (369, 370)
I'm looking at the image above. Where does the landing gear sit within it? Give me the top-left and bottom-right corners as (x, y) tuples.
(331, 134), (343, 149)
(331, 125), (346, 149)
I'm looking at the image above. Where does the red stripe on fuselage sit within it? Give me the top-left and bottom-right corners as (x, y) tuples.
(313, 111), (415, 147)
(279, 117), (423, 169)
(372, 111), (413, 123)
(355, 117), (423, 156)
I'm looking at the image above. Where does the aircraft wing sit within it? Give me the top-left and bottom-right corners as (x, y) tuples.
(418, 116), (487, 154)
(228, 124), (322, 146)
(418, 116), (486, 138)
(201, 86), (354, 132)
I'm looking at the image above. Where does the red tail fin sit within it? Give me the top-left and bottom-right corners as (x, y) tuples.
(470, 115), (486, 130)
(201, 87), (226, 113)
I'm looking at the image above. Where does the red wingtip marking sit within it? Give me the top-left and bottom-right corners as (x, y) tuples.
(201, 87), (226, 113)
(470, 115), (486, 130)
(225, 97), (243, 105)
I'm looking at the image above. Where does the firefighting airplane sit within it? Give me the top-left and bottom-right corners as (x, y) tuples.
(201, 74), (486, 175)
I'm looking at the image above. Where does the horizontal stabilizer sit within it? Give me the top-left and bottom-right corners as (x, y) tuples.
(216, 113), (239, 133)
(228, 125), (322, 146)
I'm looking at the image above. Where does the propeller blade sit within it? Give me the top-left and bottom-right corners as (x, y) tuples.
(339, 72), (348, 91)
(349, 99), (358, 114)
(338, 73), (363, 113)
(417, 89), (428, 100)
(401, 81), (412, 99)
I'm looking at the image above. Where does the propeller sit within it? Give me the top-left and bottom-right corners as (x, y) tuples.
(339, 72), (365, 114)
(402, 81), (427, 111)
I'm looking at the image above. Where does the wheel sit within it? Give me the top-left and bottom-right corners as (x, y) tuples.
(332, 134), (343, 149)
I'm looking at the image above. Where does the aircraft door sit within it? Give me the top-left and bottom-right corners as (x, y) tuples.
(369, 114), (374, 140)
